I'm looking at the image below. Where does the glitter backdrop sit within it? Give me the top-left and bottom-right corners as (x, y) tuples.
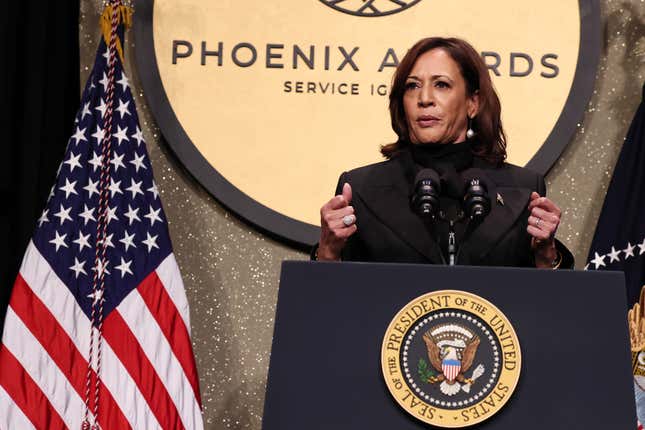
(79, 1), (645, 428)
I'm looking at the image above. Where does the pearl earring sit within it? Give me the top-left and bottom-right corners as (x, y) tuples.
(466, 116), (476, 139)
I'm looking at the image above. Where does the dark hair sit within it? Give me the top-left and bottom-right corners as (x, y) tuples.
(382, 37), (507, 165)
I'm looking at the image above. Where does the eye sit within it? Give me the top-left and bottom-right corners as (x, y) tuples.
(405, 81), (420, 90)
(435, 81), (450, 89)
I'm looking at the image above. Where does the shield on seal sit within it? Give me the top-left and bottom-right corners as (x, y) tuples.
(442, 359), (461, 382)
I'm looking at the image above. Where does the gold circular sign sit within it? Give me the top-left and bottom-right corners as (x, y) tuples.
(135, 0), (599, 245)
(381, 290), (521, 427)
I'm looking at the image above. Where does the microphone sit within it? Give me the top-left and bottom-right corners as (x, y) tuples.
(411, 168), (441, 218)
(461, 169), (492, 221)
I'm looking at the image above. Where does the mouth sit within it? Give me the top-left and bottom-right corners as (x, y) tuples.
(417, 115), (440, 127)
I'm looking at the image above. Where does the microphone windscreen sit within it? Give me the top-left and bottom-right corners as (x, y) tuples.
(411, 168), (441, 218)
(461, 168), (492, 191)
(414, 168), (441, 190)
(461, 168), (492, 220)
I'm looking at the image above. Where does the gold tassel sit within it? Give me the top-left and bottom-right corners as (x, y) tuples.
(100, 4), (134, 64)
(629, 285), (645, 377)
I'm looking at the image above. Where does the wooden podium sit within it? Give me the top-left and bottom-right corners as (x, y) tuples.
(262, 261), (636, 429)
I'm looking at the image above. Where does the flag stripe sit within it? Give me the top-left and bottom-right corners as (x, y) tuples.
(98, 339), (162, 430)
(117, 287), (202, 429)
(104, 310), (186, 430)
(139, 270), (202, 406)
(118, 285), (203, 428)
(20, 241), (92, 357)
(0, 346), (65, 430)
(9, 274), (131, 430)
(2, 310), (84, 429)
(156, 254), (192, 334)
(0, 385), (37, 430)
(18, 241), (162, 430)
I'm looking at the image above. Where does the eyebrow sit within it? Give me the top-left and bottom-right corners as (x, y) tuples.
(407, 74), (453, 81)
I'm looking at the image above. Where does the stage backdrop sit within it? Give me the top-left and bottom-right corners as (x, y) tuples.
(76, 0), (644, 428)
(133, 0), (598, 246)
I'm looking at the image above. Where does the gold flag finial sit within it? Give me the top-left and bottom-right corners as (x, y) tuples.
(99, 3), (133, 64)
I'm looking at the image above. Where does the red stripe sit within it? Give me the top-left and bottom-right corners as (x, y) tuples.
(442, 365), (459, 381)
(9, 274), (131, 430)
(0, 344), (66, 430)
(103, 310), (185, 430)
(138, 271), (202, 406)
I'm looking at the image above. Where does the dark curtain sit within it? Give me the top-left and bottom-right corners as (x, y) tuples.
(0, 2), (80, 332)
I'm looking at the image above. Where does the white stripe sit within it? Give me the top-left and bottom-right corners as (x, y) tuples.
(156, 253), (192, 335)
(16, 241), (162, 430)
(0, 385), (37, 430)
(3, 308), (90, 429)
(117, 290), (203, 429)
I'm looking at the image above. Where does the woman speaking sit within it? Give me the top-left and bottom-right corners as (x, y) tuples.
(315, 37), (573, 268)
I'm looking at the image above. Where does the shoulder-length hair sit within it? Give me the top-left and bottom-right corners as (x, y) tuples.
(381, 37), (507, 165)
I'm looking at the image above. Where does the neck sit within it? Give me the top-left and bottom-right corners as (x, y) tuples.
(408, 140), (474, 172)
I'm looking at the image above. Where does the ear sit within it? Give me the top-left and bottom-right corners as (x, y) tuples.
(467, 90), (480, 118)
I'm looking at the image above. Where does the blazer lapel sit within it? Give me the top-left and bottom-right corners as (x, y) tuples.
(458, 185), (532, 261)
(355, 160), (444, 263)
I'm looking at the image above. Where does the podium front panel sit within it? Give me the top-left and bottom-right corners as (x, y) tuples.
(262, 262), (635, 430)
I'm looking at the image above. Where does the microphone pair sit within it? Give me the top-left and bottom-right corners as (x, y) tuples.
(410, 168), (491, 221)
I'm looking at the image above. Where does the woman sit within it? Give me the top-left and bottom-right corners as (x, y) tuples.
(315, 37), (573, 268)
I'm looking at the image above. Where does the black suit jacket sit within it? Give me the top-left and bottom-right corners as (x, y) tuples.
(332, 155), (574, 267)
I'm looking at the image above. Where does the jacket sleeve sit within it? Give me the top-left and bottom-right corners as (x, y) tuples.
(337, 172), (369, 261)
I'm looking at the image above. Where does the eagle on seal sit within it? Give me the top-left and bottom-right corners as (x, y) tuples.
(422, 331), (480, 387)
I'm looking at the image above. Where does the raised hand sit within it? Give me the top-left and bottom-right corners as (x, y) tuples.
(317, 183), (357, 261)
(527, 191), (561, 268)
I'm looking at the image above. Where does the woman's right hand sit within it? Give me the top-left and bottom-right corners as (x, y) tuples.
(318, 183), (357, 261)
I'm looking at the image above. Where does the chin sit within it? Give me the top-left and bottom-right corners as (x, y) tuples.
(410, 126), (449, 144)
(413, 133), (445, 145)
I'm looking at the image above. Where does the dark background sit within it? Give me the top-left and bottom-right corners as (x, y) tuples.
(0, 1), (80, 333)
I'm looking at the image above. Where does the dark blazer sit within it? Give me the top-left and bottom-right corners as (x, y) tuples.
(330, 155), (574, 267)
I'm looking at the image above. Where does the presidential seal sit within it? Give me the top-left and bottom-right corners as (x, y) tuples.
(381, 290), (521, 427)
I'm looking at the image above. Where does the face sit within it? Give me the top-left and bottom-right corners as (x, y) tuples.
(403, 48), (479, 145)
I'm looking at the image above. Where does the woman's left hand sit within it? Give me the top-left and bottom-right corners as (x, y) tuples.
(527, 192), (561, 268)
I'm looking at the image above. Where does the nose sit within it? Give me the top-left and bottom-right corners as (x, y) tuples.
(418, 83), (434, 107)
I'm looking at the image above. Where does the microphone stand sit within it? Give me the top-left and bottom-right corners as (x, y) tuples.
(438, 211), (465, 266)
(448, 220), (456, 266)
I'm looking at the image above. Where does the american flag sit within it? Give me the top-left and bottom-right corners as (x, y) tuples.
(586, 83), (645, 430)
(0, 9), (203, 430)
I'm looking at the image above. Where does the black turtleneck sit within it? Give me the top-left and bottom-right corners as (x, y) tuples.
(409, 140), (474, 173)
